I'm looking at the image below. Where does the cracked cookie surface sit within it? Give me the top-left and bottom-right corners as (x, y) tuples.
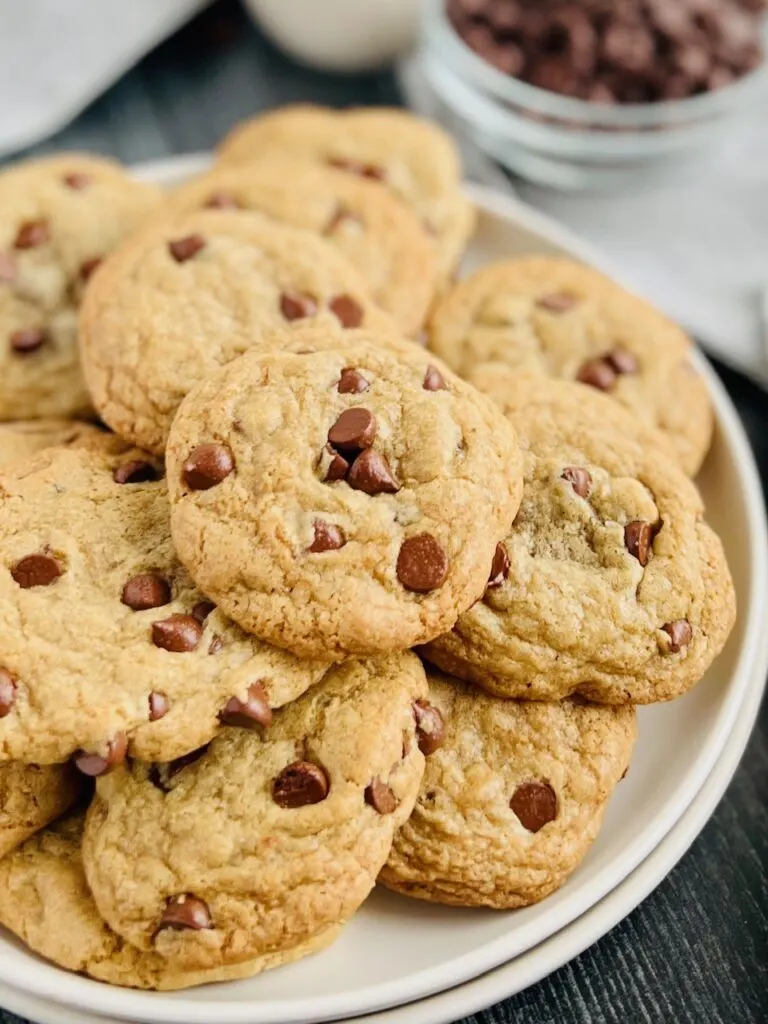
(0, 436), (330, 768)
(0, 814), (338, 990)
(0, 154), (161, 420)
(0, 761), (81, 857)
(381, 667), (636, 908)
(79, 209), (395, 454)
(216, 105), (475, 285)
(169, 156), (436, 336)
(165, 327), (523, 659)
(82, 654), (427, 972)
(423, 373), (735, 704)
(427, 256), (713, 476)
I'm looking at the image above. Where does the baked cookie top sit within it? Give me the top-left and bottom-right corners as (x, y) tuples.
(423, 373), (736, 704)
(79, 208), (395, 453)
(0, 437), (330, 769)
(165, 328), (523, 659)
(0, 761), (81, 858)
(427, 256), (713, 476)
(216, 105), (475, 283)
(0, 418), (105, 470)
(381, 668), (636, 909)
(169, 156), (436, 336)
(0, 153), (161, 421)
(82, 654), (427, 972)
(0, 814), (337, 990)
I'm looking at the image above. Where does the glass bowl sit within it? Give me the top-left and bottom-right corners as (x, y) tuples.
(418, 0), (768, 190)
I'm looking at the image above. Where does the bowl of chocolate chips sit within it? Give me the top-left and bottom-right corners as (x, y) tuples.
(418, 0), (768, 188)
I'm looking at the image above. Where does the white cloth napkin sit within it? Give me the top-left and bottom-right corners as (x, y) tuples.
(0, 0), (212, 157)
(400, 56), (768, 387)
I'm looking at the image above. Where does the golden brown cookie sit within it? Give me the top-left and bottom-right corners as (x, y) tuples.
(169, 157), (436, 336)
(0, 761), (81, 857)
(381, 667), (636, 908)
(79, 208), (396, 453)
(216, 105), (475, 285)
(0, 418), (105, 470)
(427, 256), (713, 476)
(0, 153), (161, 421)
(423, 373), (735, 704)
(165, 327), (523, 659)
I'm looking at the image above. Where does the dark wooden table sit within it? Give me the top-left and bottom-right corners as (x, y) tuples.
(2, 3), (766, 1022)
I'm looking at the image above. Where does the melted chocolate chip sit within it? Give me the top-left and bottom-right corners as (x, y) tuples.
(148, 691), (171, 721)
(308, 520), (346, 552)
(273, 761), (330, 807)
(151, 614), (203, 653)
(205, 192), (239, 209)
(487, 542), (510, 589)
(121, 573), (171, 611)
(577, 357), (617, 391)
(606, 348), (638, 375)
(562, 467), (592, 499)
(510, 781), (557, 833)
(397, 534), (449, 592)
(328, 408), (376, 452)
(323, 445), (350, 482)
(79, 257), (103, 281)
(158, 894), (213, 932)
(219, 681), (272, 729)
(191, 600), (216, 623)
(63, 172), (91, 190)
(74, 733), (127, 777)
(11, 553), (62, 589)
(281, 291), (318, 321)
(662, 619), (693, 653)
(337, 368), (369, 394)
(624, 520), (656, 567)
(347, 449), (400, 496)
(113, 460), (158, 484)
(0, 668), (17, 718)
(413, 700), (446, 756)
(182, 444), (234, 490)
(14, 220), (49, 250)
(423, 365), (447, 391)
(329, 294), (364, 328)
(208, 635), (224, 655)
(168, 234), (206, 262)
(10, 327), (47, 354)
(365, 777), (399, 814)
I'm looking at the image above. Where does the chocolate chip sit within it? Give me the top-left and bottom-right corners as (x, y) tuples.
(337, 368), (369, 393)
(423, 365), (447, 391)
(308, 520), (346, 552)
(510, 781), (557, 833)
(323, 445), (350, 482)
(191, 600), (215, 623)
(413, 700), (446, 756)
(577, 357), (617, 391)
(169, 234), (206, 262)
(327, 157), (384, 180)
(208, 635), (224, 655)
(122, 573), (171, 611)
(562, 467), (592, 499)
(158, 895), (213, 932)
(219, 681), (272, 729)
(79, 257), (102, 281)
(14, 220), (49, 250)
(151, 614), (203, 653)
(329, 294), (363, 328)
(73, 733), (127, 778)
(0, 252), (17, 284)
(0, 668), (16, 718)
(182, 443), (234, 490)
(324, 205), (361, 234)
(273, 761), (330, 807)
(148, 691), (171, 721)
(63, 172), (91, 190)
(536, 292), (577, 313)
(486, 542), (510, 588)
(624, 521), (656, 567)
(205, 192), (239, 209)
(328, 408), (376, 452)
(662, 619), (693, 653)
(397, 534), (449, 592)
(607, 348), (638, 375)
(280, 291), (318, 321)
(365, 777), (399, 814)
(11, 553), (62, 589)
(113, 460), (158, 484)
(348, 449), (400, 496)
(10, 327), (47, 354)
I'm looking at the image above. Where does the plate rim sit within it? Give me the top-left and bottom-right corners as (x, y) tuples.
(1, 154), (765, 1024)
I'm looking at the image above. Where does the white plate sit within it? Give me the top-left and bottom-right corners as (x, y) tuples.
(1, 156), (765, 1024)
(5, 615), (765, 1024)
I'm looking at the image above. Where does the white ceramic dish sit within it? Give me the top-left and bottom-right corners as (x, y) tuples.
(0, 155), (765, 1024)
(5, 616), (765, 1024)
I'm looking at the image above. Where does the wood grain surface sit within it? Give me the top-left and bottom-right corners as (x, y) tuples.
(2, 2), (766, 1022)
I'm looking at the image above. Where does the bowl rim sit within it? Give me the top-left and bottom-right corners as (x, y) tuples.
(423, 0), (768, 128)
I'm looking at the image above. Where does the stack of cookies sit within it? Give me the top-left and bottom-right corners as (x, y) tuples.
(0, 104), (736, 992)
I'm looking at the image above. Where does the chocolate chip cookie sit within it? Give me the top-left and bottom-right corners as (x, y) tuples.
(381, 667), (636, 908)
(0, 436), (330, 770)
(82, 654), (427, 972)
(0, 153), (161, 421)
(79, 208), (396, 453)
(169, 156), (437, 336)
(0, 761), (81, 857)
(216, 105), (476, 285)
(427, 256), (713, 476)
(165, 328), (523, 659)
(0, 418), (105, 470)
(423, 372), (736, 704)
(0, 815), (338, 990)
